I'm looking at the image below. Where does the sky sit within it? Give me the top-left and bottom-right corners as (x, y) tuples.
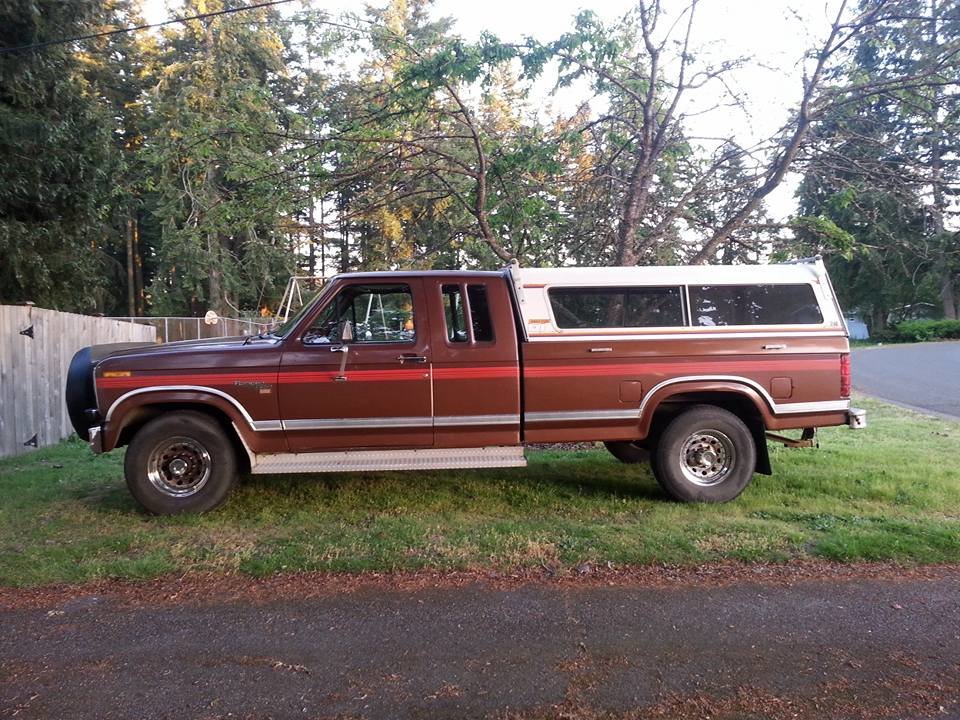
(142, 0), (842, 220)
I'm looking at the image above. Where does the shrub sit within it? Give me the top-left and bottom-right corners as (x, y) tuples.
(880, 319), (960, 343)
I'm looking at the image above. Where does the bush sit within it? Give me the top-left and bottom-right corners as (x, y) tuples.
(878, 319), (960, 343)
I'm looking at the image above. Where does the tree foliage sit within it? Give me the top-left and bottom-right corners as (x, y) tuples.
(0, 0), (957, 320)
(795, 0), (960, 325)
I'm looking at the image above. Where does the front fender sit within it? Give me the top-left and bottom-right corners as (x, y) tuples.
(100, 387), (280, 453)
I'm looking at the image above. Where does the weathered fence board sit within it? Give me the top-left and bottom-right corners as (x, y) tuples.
(0, 306), (157, 459)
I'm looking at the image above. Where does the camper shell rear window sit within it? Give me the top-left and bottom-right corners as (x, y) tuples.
(690, 284), (823, 326)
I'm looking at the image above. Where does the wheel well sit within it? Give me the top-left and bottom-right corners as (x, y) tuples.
(649, 391), (772, 475)
(115, 403), (250, 473)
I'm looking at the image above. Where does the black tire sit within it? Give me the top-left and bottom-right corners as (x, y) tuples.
(124, 411), (238, 515)
(652, 405), (756, 503)
(603, 441), (650, 464)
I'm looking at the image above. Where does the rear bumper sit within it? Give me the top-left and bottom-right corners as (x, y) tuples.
(88, 425), (103, 454)
(847, 408), (867, 429)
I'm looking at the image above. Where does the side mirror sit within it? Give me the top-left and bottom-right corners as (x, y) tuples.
(340, 320), (354, 343)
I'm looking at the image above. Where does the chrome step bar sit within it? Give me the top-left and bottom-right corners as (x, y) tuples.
(250, 445), (527, 475)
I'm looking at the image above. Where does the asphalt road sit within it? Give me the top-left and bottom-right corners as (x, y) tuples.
(2, 570), (959, 719)
(853, 341), (960, 419)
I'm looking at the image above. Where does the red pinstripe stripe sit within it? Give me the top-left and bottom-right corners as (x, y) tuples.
(433, 366), (518, 379)
(524, 358), (836, 378)
(278, 369), (427, 383)
(96, 357), (833, 390)
(96, 372), (272, 389)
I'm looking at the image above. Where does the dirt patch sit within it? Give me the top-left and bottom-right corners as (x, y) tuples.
(496, 662), (960, 719)
(1, 560), (958, 611)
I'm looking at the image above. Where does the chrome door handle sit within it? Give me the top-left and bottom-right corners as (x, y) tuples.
(589, 347), (614, 353)
(762, 344), (787, 350)
(330, 346), (348, 353)
(397, 354), (427, 363)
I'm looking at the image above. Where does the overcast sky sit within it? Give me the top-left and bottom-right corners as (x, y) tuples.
(143, 0), (840, 219)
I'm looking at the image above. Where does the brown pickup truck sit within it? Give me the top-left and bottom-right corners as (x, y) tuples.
(66, 259), (865, 514)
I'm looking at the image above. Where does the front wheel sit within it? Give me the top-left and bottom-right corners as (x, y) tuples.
(652, 405), (756, 503)
(124, 411), (238, 515)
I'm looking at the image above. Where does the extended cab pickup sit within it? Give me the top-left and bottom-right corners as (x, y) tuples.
(66, 259), (866, 514)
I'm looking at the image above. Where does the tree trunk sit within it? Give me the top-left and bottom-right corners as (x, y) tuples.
(132, 215), (145, 316)
(208, 233), (224, 315)
(942, 271), (958, 320)
(125, 213), (136, 317)
(615, 151), (654, 266)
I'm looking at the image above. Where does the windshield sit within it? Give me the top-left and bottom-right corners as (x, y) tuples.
(271, 287), (326, 338)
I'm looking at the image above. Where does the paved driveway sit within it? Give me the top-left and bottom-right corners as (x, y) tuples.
(2, 568), (959, 719)
(853, 341), (960, 419)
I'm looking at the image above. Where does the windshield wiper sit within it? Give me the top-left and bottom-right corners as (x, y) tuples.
(243, 331), (269, 345)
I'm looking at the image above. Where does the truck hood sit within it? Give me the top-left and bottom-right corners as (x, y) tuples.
(93, 335), (281, 374)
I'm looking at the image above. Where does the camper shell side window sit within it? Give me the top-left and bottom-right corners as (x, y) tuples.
(545, 282), (825, 330)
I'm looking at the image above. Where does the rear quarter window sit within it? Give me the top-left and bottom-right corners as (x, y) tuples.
(690, 284), (823, 326)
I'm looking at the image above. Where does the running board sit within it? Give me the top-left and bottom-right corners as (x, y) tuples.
(250, 445), (527, 474)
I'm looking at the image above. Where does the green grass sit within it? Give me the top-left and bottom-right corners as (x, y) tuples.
(0, 396), (958, 587)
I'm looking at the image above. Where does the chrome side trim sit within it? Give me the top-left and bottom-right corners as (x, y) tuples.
(250, 445), (527, 475)
(525, 409), (640, 423)
(252, 420), (283, 432)
(285, 414), (520, 431)
(776, 399), (851, 414)
(434, 414), (520, 426)
(232, 421), (257, 468)
(103, 385), (284, 432)
(283, 416), (433, 431)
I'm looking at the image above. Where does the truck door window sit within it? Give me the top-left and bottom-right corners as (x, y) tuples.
(467, 285), (494, 341)
(442, 285), (469, 343)
(303, 284), (416, 344)
(690, 284), (823, 326)
(548, 286), (684, 328)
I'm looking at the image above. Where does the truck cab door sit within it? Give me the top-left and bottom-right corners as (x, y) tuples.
(278, 279), (433, 451)
(426, 277), (521, 448)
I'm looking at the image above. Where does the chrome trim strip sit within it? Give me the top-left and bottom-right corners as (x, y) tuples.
(435, 414), (520, 426)
(525, 409), (640, 423)
(285, 414), (520, 431)
(775, 399), (851, 414)
(232, 421), (257, 468)
(103, 385), (285, 431)
(283, 416), (433, 431)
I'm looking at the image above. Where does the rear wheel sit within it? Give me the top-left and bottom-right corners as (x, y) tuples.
(124, 411), (238, 515)
(603, 441), (650, 464)
(652, 405), (755, 503)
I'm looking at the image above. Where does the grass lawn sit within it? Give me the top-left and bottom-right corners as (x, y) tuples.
(0, 396), (957, 587)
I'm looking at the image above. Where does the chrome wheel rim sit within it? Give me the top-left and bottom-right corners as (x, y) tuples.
(146, 437), (211, 497)
(679, 429), (735, 486)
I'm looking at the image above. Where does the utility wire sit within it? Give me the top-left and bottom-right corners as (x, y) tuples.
(0, 0), (297, 55)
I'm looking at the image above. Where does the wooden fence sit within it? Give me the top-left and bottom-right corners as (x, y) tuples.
(0, 305), (157, 459)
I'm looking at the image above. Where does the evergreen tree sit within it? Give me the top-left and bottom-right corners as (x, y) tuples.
(146, 0), (300, 316)
(0, 0), (119, 311)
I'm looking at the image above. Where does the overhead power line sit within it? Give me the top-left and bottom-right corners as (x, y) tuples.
(0, 0), (296, 55)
